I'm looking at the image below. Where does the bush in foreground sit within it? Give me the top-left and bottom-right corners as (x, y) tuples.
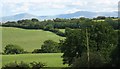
(71, 52), (104, 67)
(2, 61), (46, 69)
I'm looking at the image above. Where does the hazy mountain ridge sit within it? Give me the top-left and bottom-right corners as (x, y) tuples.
(1, 11), (117, 22)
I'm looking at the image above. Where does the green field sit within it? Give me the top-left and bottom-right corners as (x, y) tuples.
(59, 29), (65, 33)
(1, 27), (64, 52)
(1, 27), (67, 68)
(1, 53), (68, 67)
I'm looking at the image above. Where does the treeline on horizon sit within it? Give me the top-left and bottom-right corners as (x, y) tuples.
(1, 16), (120, 37)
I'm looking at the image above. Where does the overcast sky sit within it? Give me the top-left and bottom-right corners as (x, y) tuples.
(0, 0), (119, 17)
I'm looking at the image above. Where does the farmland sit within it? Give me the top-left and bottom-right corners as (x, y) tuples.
(1, 17), (119, 68)
(1, 53), (68, 67)
(1, 27), (64, 52)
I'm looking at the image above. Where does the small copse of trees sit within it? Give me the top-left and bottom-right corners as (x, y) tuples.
(4, 44), (25, 54)
(32, 40), (60, 53)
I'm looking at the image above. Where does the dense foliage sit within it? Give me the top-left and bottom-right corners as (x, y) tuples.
(2, 17), (119, 37)
(32, 40), (60, 53)
(60, 21), (118, 67)
(1, 61), (46, 69)
(110, 30), (120, 67)
(72, 52), (104, 67)
(4, 44), (25, 54)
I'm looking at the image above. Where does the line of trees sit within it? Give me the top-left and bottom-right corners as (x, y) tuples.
(2, 17), (119, 37)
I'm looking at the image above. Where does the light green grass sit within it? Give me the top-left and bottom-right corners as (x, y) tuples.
(59, 29), (65, 33)
(1, 27), (64, 52)
(1, 53), (68, 67)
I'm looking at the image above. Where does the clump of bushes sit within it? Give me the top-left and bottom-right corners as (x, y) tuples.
(4, 44), (26, 54)
(32, 49), (42, 53)
(1, 61), (46, 69)
(32, 40), (61, 53)
(71, 52), (104, 67)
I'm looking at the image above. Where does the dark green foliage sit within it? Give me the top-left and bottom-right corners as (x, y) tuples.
(31, 18), (39, 22)
(4, 44), (25, 54)
(2, 17), (119, 30)
(86, 22), (118, 63)
(44, 24), (54, 31)
(96, 16), (106, 20)
(1, 61), (46, 69)
(105, 18), (119, 30)
(110, 30), (120, 67)
(1, 61), (30, 69)
(61, 22), (118, 66)
(61, 28), (87, 65)
(30, 61), (46, 69)
(2, 18), (119, 38)
(41, 40), (60, 53)
(39, 40), (60, 53)
(72, 52), (104, 67)
(32, 49), (42, 53)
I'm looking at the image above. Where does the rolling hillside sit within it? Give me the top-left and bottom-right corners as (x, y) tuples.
(1, 27), (64, 52)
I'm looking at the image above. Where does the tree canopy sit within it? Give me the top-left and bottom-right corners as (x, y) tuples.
(4, 44), (24, 54)
(60, 21), (118, 67)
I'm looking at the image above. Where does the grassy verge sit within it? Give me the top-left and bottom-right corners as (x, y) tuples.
(1, 53), (68, 67)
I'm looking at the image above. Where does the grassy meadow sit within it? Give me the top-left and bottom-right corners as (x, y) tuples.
(59, 29), (65, 33)
(1, 27), (64, 52)
(1, 27), (67, 68)
(1, 53), (68, 67)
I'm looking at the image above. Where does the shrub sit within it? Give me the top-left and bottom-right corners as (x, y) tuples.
(2, 61), (46, 69)
(32, 49), (42, 53)
(1, 61), (30, 69)
(40, 40), (60, 53)
(71, 52), (104, 67)
(30, 61), (46, 69)
(4, 44), (25, 54)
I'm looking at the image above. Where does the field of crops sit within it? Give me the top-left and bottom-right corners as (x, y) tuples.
(1, 27), (64, 52)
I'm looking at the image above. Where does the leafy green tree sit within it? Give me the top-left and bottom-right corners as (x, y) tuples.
(88, 22), (117, 63)
(61, 28), (86, 65)
(32, 49), (42, 53)
(105, 18), (119, 30)
(110, 30), (120, 67)
(72, 52), (104, 67)
(61, 22), (117, 66)
(44, 24), (54, 31)
(41, 40), (60, 53)
(4, 44), (24, 54)
(96, 16), (106, 20)
(31, 18), (39, 22)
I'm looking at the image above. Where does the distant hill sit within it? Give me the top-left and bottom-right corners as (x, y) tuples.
(1, 13), (38, 22)
(57, 11), (117, 18)
(1, 11), (117, 22)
